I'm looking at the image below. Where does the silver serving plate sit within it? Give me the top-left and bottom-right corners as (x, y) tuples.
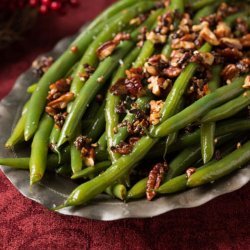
(0, 26), (249, 221)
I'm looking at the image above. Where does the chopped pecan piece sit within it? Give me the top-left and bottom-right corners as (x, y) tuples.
(146, 31), (167, 44)
(47, 92), (74, 110)
(214, 22), (231, 38)
(149, 100), (164, 125)
(221, 64), (239, 81)
(163, 66), (182, 78)
(171, 39), (195, 50)
(144, 54), (168, 76)
(216, 48), (243, 61)
(54, 112), (68, 129)
(74, 136), (95, 167)
(236, 58), (250, 74)
(111, 137), (139, 155)
(148, 76), (171, 96)
(146, 162), (168, 201)
(240, 34), (250, 48)
(220, 37), (242, 49)
(243, 75), (250, 89)
(192, 21), (209, 32)
(200, 26), (219, 46)
(130, 14), (147, 26)
(186, 167), (196, 178)
(191, 51), (214, 66)
(97, 32), (130, 60)
(78, 64), (96, 81)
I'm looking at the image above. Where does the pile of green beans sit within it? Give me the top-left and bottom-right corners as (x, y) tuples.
(0, 0), (249, 209)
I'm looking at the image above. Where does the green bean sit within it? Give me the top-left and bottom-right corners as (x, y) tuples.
(57, 9), (162, 148)
(200, 65), (222, 164)
(200, 122), (215, 164)
(0, 147), (70, 170)
(201, 91), (250, 123)
(151, 76), (246, 137)
(27, 83), (38, 94)
(97, 133), (107, 150)
(127, 177), (147, 200)
(24, 0), (153, 141)
(106, 47), (141, 162)
(70, 126), (83, 174)
(68, 2), (155, 112)
(193, 5), (215, 24)
(49, 126), (61, 152)
(29, 114), (54, 185)
(5, 100), (30, 148)
(191, 0), (218, 10)
(86, 101), (106, 141)
(71, 161), (111, 179)
(187, 140), (250, 187)
(166, 146), (201, 180)
(104, 183), (127, 201)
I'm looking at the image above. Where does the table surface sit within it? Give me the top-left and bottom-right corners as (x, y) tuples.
(0, 1), (249, 249)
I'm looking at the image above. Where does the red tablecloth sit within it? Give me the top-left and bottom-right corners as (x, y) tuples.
(0, 1), (249, 249)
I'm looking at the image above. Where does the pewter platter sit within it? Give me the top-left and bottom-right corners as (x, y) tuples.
(0, 25), (249, 221)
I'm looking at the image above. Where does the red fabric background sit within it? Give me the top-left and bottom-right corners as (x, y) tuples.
(0, 1), (249, 249)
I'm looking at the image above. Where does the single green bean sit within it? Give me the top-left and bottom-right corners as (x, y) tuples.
(151, 77), (246, 137)
(70, 125), (83, 174)
(27, 83), (38, 94)
(29, 114), (54, 185)
(5, 100), (30, 148)
(201, 91), (250, 123)
(87, 101), (106, 141)
(187, 140), (250, 187)
(200, 122), (215, 164)
(127, 177), (147, 200)
(191, 0), (218, 10)
(200, 65), (222, 163)
(71, 161), (111, 179)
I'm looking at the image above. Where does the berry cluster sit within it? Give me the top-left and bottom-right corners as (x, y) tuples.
(0, 0), (79, 14)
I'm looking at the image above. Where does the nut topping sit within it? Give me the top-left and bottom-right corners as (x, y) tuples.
(199, 26), (220, 46)
(146, 162), (168, 201)
(149, 100), (164, 125)
(243, 75), (250, 89)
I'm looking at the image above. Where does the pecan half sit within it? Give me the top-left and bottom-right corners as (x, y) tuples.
(191, 51), (214, 66)
(149, 100), (164, 125)
(146, 162), (168, 201)
(171, 39), (195, 50)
